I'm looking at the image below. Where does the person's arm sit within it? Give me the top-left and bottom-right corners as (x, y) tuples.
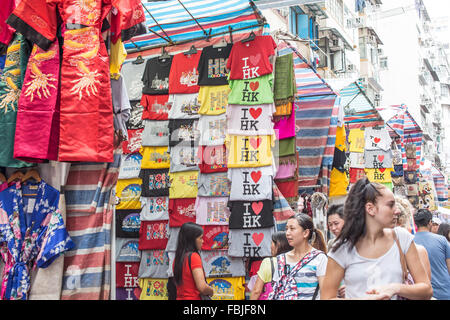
(320, 257), (345, 300)
(250, 276), (265, 300)
(416, 244), (432, 281)
(192, 267), (214, 296)
(446, 259), (450, 276)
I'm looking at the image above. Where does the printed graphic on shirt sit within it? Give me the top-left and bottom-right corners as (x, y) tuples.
(349, 152), (365, 169)
(228, 200), (274, 229)
(116, 288), (140, 300)
(139, 278), (168, 300)
(141, 120), (169, 146)
(364, 150), (393, 169)
(198, 145), (228, 173)
(123, 129), (143, 154)
(202, 225), (229, 250)
(116, 179), (142, 210)
(168, 198), (197, 227)
(228, 74), (274, 105)
(228, 228), (273, 258)
(227, 135), (273, 167)
(146, 221), (169, 241)
(127, 101), (144, 130)
(207, 277), (245, 300)
(116, 262), (139, 288)
(116, 210), (141, 238)
(141, 94), (171, 120)
(168, 119), (200, 146)
(139, 220), (170, 250)
(364, 127), (392, 151)
(151, 73), (169, 91)
(198, 44), (232, 85)
(169, 145), (199, 172)
(228, 167), (273, 201)
(197, 172), (230, 197)
(200, 251), (246, 278)
(200, 116), (226, 145)
(138, 250), (170, 279)
(139, 169), (170, 197)
(140, 146), (170, 169)
(140, 197), (169, 221)
(169, 171), (199, 199)
(365, 168), (393, 183)
(198, 85), (230, 115)
(116, 238), (141, 262)
(348, 129), (365, 153)
(195, 197), (230, 225)
(168, 94), (200, 119)
(118, 153), (143, 179)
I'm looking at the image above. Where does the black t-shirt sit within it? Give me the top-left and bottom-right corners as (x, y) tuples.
(126, 100), (144, 130)
(139, 168), (170, 197)
(332, 148), (347, 173)
(142, 56), (173, 95)
(168, 119), (199, 147)
(115, 209), (141, 238)
(227, 200), (274, 229)
(197, 44), (233, 86)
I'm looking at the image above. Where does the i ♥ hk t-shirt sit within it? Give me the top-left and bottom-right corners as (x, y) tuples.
(226, 35), (277, 80)
(228, 200), (274, 229)
(228, 73), (274, 105)
(168, 51), (201, 94)
(227, 166), (273, 201)
(228, 227), (274, 258)
(226, 134), (274, 168)
(226, 104), (275, 136)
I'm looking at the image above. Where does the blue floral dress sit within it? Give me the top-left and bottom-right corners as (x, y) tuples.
(0, 180), (75, 300)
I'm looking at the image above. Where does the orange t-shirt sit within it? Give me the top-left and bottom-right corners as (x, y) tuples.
(176, 252), (203, 300)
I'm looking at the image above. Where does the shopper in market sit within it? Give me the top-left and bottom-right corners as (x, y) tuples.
(437, 223), (450, 242)
(327, 204), (345, 250)
(172, 222), (214, 300)
(268, 213), (328, 300)
(249, 231), (293, 300)
(431, 217), (442, 234)
(413, 209), (450, 300)
(321, 177), (432, 300)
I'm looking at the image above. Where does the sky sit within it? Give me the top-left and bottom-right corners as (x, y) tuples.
(423, 0), (450, 20)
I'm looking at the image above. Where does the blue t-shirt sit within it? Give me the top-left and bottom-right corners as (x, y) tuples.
(414, 232), (450, 300)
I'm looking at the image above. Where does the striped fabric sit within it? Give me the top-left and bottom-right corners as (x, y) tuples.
(432, 166), (448, 207)
(273, 184), (296, 231)
(124, 0), (263, 50)
(61, 147), (121, 300)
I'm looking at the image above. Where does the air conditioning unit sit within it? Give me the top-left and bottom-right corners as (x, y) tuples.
(330, 38), (343, 51)
(347, 64), (356, 72)
(353, 17), (365, 28)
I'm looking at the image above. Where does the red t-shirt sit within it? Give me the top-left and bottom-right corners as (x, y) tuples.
(122, 129), (143, 154)
(138, 220), (169, 250)
(275, 179), (298, 198)
(226, 35), (277, 80)
(140, 94), (171, 120)
(349, 168), (366, 184)
(168, 198), (197, 227)
(198, 145), (228, 173)
(115, 262), (140, 288)
(176, 252), (203, 300)
(168, 51), (201, 94)
(201, 225), (229, 250)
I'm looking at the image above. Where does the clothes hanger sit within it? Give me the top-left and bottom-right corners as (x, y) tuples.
(159, 47), (170, 60)
(7, 171), (24, 184)
(241, 31), (256, 43)
(0, 173), (6, 183)
(213, 37), (228, 48)
(184, 45), (197, 55)
(132, 54), (145, 65)
(21, 169), (41, 183)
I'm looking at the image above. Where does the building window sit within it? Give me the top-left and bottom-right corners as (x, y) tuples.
(289, 6), (319, 46)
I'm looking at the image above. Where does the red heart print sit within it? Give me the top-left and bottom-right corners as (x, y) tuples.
(251, 171), (261, 183)
(250, 137), (261, 149)
(252, 232), (264, 246)
(374, 137), (381, 144)
(252, 202), (263, 215)
(249, 53), (261, 66)
(377, 155), (385, 162)
(249, 81), (259, 91)
(249, 107), (262, 119)
(379, 168), (386, 173)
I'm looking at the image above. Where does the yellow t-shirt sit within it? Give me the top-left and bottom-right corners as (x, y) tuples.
(348, 128), (365, 153)
(365, 168), (393, 183)
(329, 167), (349, 197)
(139, 278), (168, 300)
(226, 134), (274, 168)
(256, 257), (276, 283)
(169, 170), (199, 199)
(116, 178), (142, 210)
(335, 126), (346, 152)
(110, 39), (127, 80)
(206, 277), (245, 300)
(197, 85), (230, 115)
(140, 146), (170, 169)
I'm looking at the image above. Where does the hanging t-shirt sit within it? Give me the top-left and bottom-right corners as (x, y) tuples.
(139, 146), (170, 169)
(364, 149), (393, 169)
(140, 94), (172, 120)
(116, 209), (141, 238)
(228, 200), (274, 229)
(226, 135), (274, 168)
(138, 220), (170, 250)
(126, 101), (144, 130)
(197, 85), (230, 115)
(364, 127), (392, 151)
(228, 166), (273, 201)
(275, 154), (298, 180)
(140, 196), (170, 221)
(165, 227), (180, 252)
(365, 168), (393, 183)
(197, 172), (230, 197)
(275, 179), (298, 199)
(348, 129), (365, 153)
(197, 114), (227, 146)
(168, 119), (199, 146)
(118, 153), (143, 179)
(226, 104), (275, 136)
(197, 44), (232, 86)
(116, 262), (139, 288)
(116, 288), (140, 300)
(116, 178), (142, 210)
(168, 198), (197, 227)
(200, 251), (246, 278)
(207, 277), (246, 300)
(168, 51), (201, 94)
(349, 152), (365, 169)
(139, 278), (168, 300)
(275, 102), (293, 116)
(167, 93), (200, 119)
(141, 120), (170, 147)
(329, 167), (349, 197)
(139, 169), (170, 197)
(278, 137), (296, 157)
(228, 73), (274, 105)
(332, 148), (347, 173)
(274, 113), (295, 140)
(228, 227), (274, 258)
(122, 128), (143, 154)
(195, 196), (230, 225)
(122, 61), (146, 100)
(169, 171), (199, 199)
(142, 56), (173, 95)
(138, 250), (170, 279)
(226, 35), (277, 80)
(198, 145), (228, 173)
(116, 238), (141, 262)
(202, 225), (229, 251)
(349, 167), (366, 184)
(169, 144), (200, 173)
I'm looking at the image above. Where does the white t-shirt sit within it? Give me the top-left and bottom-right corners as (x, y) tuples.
(328, 227), (414, 299)
(168, 93), (200, 119)
(272, 251), (328, 300)
(197, 114), (227, 146)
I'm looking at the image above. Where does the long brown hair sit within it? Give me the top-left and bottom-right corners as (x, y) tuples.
(288, 213), (327, 253)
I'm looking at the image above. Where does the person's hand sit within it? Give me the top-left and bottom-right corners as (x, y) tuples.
(337, 285), (346, 298)
(366, 284), (399, 300)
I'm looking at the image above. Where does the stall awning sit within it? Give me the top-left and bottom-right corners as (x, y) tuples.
(124, 0), (265, 51)
(432, 165), (448, 207)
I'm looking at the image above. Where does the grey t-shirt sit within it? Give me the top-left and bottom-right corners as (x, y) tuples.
(111, 75), (131, 139)
(141, 120), (170, 147)
(228, 166), (273, 201)
(364, 149), (393, 169)
(121, 61), (146, 101)
(165, 227), (181, 252)
(169, 144), (200, 173)
(200, 250), (246, 278)
(116, 238), (141, 262)
(228, 227), (274, 258)
(138, 250), (170, 279)
(197, 172), (230, 197)
(197, 114), (227, 146)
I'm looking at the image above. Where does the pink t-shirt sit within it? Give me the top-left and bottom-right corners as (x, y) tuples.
(274, 113), (295, 140)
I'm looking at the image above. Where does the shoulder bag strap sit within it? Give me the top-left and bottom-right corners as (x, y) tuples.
(289, 250), (322, 279)
(392, 229), (408, 283)
(312, 283), (320, 300)
(270, 257), (275, 278)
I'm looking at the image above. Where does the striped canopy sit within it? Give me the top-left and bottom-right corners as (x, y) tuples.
(432, 166), (448, 207)
(124, 0), (264, 50)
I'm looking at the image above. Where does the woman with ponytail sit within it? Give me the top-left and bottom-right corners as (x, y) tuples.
(321, 177), (432, 300)
(268, 213), (328, 300)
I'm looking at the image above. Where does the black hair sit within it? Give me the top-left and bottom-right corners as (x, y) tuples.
(288, 213), (327, 253)
(173, 222), (204, 286)
(331, 177), (385, 253)
(414, 209), (433, 227)
(271, 231), (293, 255)
(327, 204), (344, 219)
(437, 223), (450, 242)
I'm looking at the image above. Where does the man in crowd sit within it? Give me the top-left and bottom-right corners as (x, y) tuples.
(414, 209), (450, 300)
(431, 217), (441, 234)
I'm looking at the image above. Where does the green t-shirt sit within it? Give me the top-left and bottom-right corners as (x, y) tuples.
(278, 137), (296, 157)
(228, 73), (274, 105)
